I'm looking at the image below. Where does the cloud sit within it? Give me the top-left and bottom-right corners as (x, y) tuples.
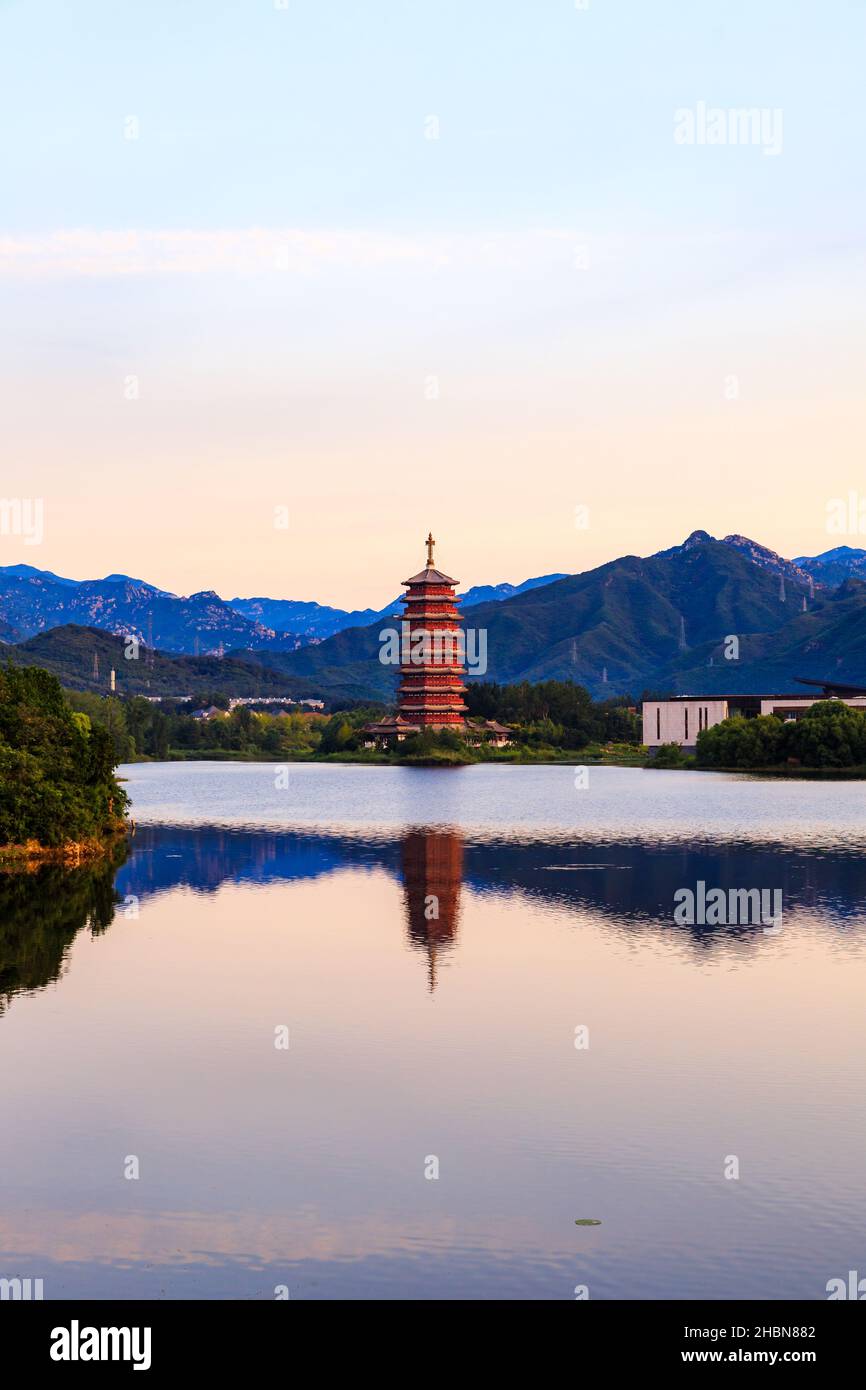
(0, 227), (461, 278)
(0, 225), (632, 279)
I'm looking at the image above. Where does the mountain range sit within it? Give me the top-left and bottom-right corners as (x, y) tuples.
(235, 534), (866, 703)
(0, 563), (565, 655)
(3, 538), (866, 702)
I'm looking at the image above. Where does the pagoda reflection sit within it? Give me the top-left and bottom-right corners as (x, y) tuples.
(400, 828), (464, 991)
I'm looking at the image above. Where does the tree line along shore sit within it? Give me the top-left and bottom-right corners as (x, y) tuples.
(4, 667), (866, 859)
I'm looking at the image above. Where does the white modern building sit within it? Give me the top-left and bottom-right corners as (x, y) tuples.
(642, 680), (866, 751)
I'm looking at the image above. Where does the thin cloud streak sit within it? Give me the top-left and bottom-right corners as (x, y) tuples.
(0, 227), (454, 278)
(0, 225), (778, 280)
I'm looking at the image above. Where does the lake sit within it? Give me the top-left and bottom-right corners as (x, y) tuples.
(2, 762), (865, 1300)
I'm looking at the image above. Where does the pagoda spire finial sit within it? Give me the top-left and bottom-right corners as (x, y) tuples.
(426, 531), (435, 567)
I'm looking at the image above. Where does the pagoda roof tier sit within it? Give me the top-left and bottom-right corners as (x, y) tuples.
(400, 618), (461, 627)
(401, 607), (461, 617)
(399, 659), (464, 665)
(399, 677), (466, 685)
(402, 567), (459, 586)
(399, 702), (468, 711)
(402, 593), (461, 604)
(399, 670), (466, 678)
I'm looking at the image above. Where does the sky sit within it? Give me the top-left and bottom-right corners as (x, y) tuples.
(0, 0), (864, 608)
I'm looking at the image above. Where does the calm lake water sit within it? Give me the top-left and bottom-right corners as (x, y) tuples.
(2, 762), (865, 1300)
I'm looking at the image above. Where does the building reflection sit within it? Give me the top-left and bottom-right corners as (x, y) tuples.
(400, 828), (463, 991)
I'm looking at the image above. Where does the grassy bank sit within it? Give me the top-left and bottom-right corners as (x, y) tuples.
(154, 740), (645, 768)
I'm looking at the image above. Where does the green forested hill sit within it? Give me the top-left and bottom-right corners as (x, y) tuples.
(259, 536), (843, 699)
(661, 578), (866, 693)
(0, 625), (327, 701)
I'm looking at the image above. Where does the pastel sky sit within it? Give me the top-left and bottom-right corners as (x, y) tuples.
(0, 0), (864, 608)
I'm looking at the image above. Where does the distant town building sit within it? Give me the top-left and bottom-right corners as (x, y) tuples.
(227, 695), (324, 712)
(190, 705), (224, 721)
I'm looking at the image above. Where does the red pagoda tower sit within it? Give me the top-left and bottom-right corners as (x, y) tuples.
(397, 532), (467, 729)
(362, 532), (468, 743)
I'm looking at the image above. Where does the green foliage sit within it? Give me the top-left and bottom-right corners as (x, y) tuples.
(67, 691), (136, 762)
(319, 715), (356, 754)
(782, 700), (866, 768)
(399, 729), (473, 764)
(168, 707), (327, 759)
(696, 700), (866, 769)
(67, 691), (375, 761)
(650, 742), (694, 769)
(696, 714), (785, 769)
(0, 666), (128, 847)
(464, 680), (640, 749)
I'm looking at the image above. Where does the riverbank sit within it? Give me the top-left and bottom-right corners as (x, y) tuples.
(648, 758), (866, 779)
(0, 828), (129, 871)
(132, 740), (646, 768)
(719, 765), (866, 780)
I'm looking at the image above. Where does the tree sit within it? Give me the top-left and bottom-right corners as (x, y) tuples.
(0, 665), (128, 847)
(697, 714), (784, 768)
(651, 742), (692, 768)
(781, 699), (866, 768)
(695, 702), (866, 769)
(319, 716), (355, 753)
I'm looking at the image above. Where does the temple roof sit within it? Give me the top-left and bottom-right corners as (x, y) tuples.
(402, 565), (458, 586)
(362, 714), (421, 734)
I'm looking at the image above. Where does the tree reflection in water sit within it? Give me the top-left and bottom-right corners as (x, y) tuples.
(0, 845), (127, 1013)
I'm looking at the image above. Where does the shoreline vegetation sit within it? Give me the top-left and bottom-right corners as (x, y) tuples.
(67, 677), (866, 776)
(62, 679), (645, 770)
(136, 741), (647, 767)
(650, 699), (866, 776)
(0, 667), (129, 864)
(4, 667), (866, 861)
(0, 831), (128, 868)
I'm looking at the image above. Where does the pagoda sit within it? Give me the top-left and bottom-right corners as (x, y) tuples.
(362, 532), (466, 742)
(397, 531), (467, 728)
(361, 533), (513, 748)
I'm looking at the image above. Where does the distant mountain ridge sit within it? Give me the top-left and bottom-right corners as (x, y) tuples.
(229, 573), (566, 639)
(792, 545), (866, 588)
(5, 537), (866, 703)
(655, 531), (816, 590)
(251, 532), (866, 703)
(0, 563), (570, 655)
(0, 568), (294, 655)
